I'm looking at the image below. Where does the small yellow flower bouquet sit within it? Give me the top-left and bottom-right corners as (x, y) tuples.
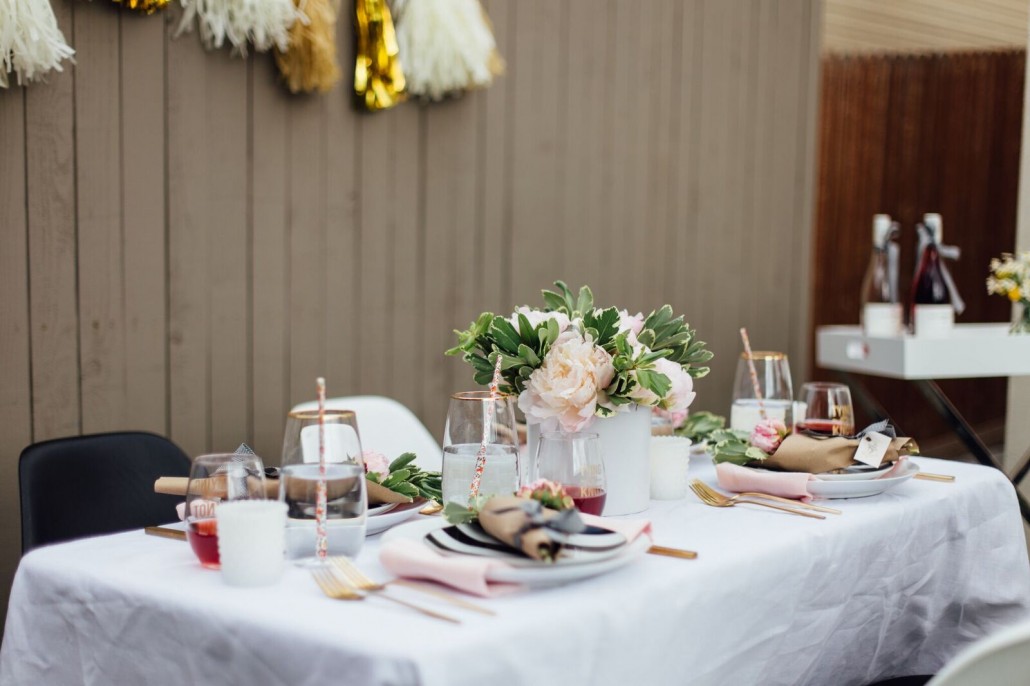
(986, 251), (1030, 334)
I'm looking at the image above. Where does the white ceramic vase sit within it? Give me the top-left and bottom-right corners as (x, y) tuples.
(526, 404), (652, 515)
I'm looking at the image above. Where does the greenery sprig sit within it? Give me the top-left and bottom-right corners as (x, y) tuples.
(710, 429), (769, 466)
(365, 453), (442, 503)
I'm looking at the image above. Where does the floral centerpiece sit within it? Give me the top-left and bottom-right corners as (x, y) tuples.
(986, 251), (1030, 334)
(446, 281), (712, 515)
(446, 281), (712, 432)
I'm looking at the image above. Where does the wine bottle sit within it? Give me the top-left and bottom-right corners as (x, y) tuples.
(860, 214), (902, 336)
(910, 213), (953, 337)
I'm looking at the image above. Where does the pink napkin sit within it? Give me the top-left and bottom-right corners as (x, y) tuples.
(379, 516), (652, 597)
(715, 462), (814, 502)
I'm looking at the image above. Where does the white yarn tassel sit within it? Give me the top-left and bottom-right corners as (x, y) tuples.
(0, 0), (75, 88)
(177, 0), (305, 54)
(393, 0), (503, 100)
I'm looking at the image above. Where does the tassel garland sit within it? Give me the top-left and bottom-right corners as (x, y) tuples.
(392, 0), (503, 101)
(354, 0), (406, 111)
(274, 0), (342, 94)
(176, 0), (304, 54)
(0, 0), (75, 88)
(112, 0), (170, 14)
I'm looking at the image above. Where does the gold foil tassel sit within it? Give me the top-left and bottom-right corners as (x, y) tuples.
(113, 0), (170, 13)
(354, 0), (406, 111)
(275, 0), (342, 94)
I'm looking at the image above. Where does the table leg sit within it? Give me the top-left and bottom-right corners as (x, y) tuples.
(1010, 444), (1030, 486)
(914, 379), (1030, 523)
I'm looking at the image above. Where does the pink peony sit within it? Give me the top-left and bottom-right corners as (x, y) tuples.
(362, 450), (391, 478)
(518, 330), (615, 433)
(655, 358), (696, 414)
(510, 306), (571, 334)
(750, 419), (788, 454)
(617, 310), (645, 336)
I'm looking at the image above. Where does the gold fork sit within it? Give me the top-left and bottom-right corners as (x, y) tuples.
(311, 567), (365, 600)
(330, 558), (462, 624)
(690, 480), (825, 520)
(734, 491), (840, 515)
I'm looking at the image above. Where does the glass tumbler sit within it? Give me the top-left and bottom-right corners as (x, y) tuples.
(730, 351), (794, 433)
(534, 432), (607, 515)
(280, 409), (367, 561)
(796, 382), (855, 436)
(441, 391), (520, 506)
(185, 453), (267, 569)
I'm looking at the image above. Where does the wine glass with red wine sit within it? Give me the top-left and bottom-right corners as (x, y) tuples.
(534, 432), (607, 516)
(185, 453), (267, 569)
(796, 382), (855, 436)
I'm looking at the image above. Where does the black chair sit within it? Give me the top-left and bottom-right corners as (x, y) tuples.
(19, 431), (191, 553)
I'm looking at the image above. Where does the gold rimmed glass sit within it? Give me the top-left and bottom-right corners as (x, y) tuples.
(441, 391), (520, 506)
(730, 351), (793, 433)
(280, 408), (367, 562)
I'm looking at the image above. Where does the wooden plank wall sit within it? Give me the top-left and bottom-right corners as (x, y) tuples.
(813, 50), (1024, 438)
(0, 0), (822, 623)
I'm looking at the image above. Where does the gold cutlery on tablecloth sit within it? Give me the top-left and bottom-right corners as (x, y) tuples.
(914, 472), (955, 482)
(311, 567), (365, 600)
(647, 545), (698, 560)
(330, 558), (461, 624)
(144, 526), (187, 541)
(690, 480), (825, 520)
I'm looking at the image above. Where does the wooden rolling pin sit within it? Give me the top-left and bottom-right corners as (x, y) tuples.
(154, 475), (411, 505)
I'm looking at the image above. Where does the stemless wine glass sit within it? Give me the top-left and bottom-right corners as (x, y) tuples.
(441, 391), (520, 506)
(280, 409), (367, 562)
(797, 382), (855, 436)
(730, 351), (794, 433)
(185, 453), (267, 570)
(534, 432), (607, 516)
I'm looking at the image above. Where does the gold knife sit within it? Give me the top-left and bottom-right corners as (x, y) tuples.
(145, 526), (187, 541)
(914, 472), (955, 482)
(647, 545), (698, 560)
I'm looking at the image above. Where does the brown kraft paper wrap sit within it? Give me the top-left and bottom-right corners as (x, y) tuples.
(477, 495), (584, 562)
(759, 434), (919, 474)
(156, 475), (412, 505)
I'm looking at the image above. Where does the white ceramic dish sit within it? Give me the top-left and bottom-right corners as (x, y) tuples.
(814, 464), (895, 482)
(806, 461), (920, 499)
(366, 501), (424, 536)
(381, 517), (650, 587)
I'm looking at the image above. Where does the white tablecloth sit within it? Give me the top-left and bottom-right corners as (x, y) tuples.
(3, 457), (1029, 686)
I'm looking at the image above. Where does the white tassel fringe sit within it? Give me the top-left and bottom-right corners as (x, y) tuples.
(177, 0), (306, 54)
(393, 0), (502, 100)
(0, 0), (75, 89)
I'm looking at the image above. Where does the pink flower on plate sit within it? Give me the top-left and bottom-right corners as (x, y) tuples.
(362, 450), (391, 478)
(750, 418), (788, 454)
(518, 330), (615, 433)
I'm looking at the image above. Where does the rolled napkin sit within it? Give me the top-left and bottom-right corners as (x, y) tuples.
(716, 462), (814, 501)
(759, 432), (918, 474)
(157, 475), (412, 505)
(477, 496), (586, 561)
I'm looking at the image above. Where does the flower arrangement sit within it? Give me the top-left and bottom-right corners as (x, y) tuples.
(447, 281), (712, 433)
(362, 451), (442, 502)
(986, 251), (1030, 334)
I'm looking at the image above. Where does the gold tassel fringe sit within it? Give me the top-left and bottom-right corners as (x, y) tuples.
(354, 0), (406, 111)
(275, 0), (341, 94)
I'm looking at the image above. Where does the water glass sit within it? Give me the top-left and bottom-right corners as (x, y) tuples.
(280, 408), (367, 560)
(185, 453), (267, 570)
(534, 432), (607, 515)
(442, 391), (520, 506)
(731, 351), (793, 433)
(796, 382), (855, 436)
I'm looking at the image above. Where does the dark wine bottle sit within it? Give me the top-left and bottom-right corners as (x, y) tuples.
(910, 213), (953, 337)
(860, 214), (901, 336)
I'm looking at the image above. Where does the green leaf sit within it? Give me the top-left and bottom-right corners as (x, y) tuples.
(541, 290), (566, 312)
(517, 313), (536, 342)
(490, 318), (523, 354)
(388, 452), (417, 472)
(636, 369), (672, 398)
(636, 329), (656, 348)
(365, 472), (381, 484)
(517, 344), (541, 366)
(443, 501), (479, 525)
(575, 286), (594, 316)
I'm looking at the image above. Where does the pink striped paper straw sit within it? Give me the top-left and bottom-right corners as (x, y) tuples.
(739, 328), (767, 421)
(468, 356), (504, 502)
(315, 377), (328, 560)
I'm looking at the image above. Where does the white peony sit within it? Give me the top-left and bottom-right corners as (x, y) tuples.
(518, 331), (615, 433)
(509, 306), (571, 334)
(628, 357), (696, 411)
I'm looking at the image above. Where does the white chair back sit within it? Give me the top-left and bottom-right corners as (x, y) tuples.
(925, 618), (1030, 686)
(290, 395), (442, 471)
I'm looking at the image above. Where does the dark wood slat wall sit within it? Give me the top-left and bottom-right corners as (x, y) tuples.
(813, 50), (1025, 435)
(0, 0), (822, 625)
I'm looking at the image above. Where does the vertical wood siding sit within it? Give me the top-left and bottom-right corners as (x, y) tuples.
(0, 0), (821, 621)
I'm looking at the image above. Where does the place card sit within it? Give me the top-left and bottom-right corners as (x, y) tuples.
(854, 431), (892, 468)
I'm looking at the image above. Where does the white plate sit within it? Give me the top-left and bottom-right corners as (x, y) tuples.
(425, 522), (628, 568)
(814, 464), (895, 481)
(806, 461), (920, 499)
(367, 503), (399, 517)
(381, 517), (650, 587)
(366, 501), (424, 536)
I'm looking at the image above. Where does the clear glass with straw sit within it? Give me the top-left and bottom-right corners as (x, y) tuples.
(279, 408), (367, 563)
